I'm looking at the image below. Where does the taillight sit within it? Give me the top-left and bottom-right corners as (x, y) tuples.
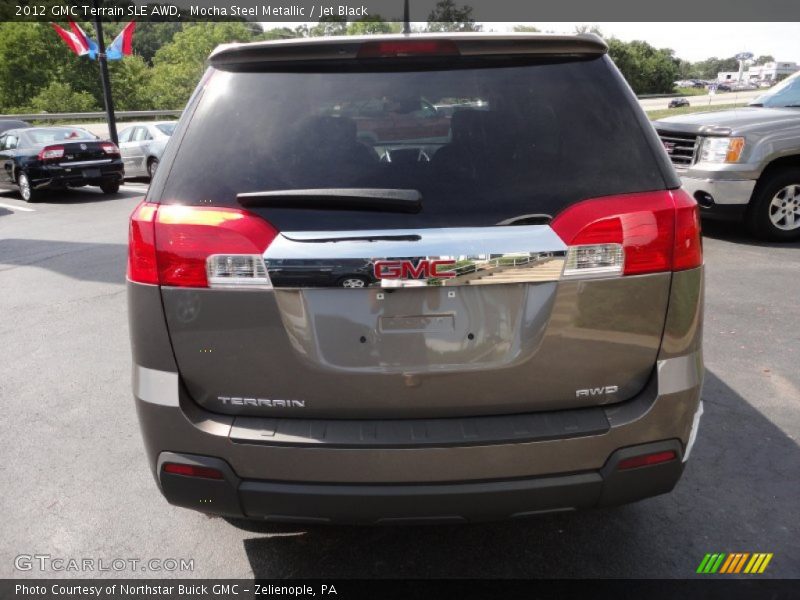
(38, 145), (65, 161)
(551, 190), (702, 277)
(672, 190), (703, 271)
(357, 40), (460, 59)
(100, 141), (119, 155)
(127, 202), (159, 284)
(162, 463), (224, 479)
(127, 201), (278, 288)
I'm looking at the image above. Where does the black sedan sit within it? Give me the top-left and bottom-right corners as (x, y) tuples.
(668, 98), (690, 108)
(0, 126), (124, 202)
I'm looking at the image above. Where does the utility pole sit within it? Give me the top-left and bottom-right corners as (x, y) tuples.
(402, 0), (411, 34)
(91, 0), (118, 145)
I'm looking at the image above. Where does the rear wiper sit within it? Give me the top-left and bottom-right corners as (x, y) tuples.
(237, 188), (422, 214)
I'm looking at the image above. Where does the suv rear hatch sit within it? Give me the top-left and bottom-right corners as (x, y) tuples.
(139, 35), (693, 419)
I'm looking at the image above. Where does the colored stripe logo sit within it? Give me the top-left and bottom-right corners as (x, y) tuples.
(697, 553), (773, 574)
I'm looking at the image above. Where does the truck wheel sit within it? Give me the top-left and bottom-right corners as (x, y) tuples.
(747, 168), (800, 241)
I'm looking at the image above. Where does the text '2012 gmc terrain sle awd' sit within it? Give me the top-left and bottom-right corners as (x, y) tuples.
(128, 33), (705, 524)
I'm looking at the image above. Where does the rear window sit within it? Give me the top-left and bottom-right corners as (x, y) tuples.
(24, 128), (95, 144)
(159, 56), (666, 229)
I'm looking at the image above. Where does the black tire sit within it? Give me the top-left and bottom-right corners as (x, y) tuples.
(17, 171), (38, 203)
(147, 158), (159, 180)
(100, 182), (120, 195)
(747, 168), (800, 242)
(337, 275), (369, 288)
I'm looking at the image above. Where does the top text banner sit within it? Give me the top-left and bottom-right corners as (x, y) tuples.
(4, 0), (800, 22)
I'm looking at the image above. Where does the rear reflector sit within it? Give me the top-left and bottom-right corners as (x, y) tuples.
(617, 450), (678, 471)
(357, 40), (460, 59)
(551, 190), (702, 276)
(127, 201), (278, 288)
(162, 463), (224, 480)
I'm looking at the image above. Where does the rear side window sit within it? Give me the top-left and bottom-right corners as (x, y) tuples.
(158, 56), (666, 229)
(24, 128), (95, 144)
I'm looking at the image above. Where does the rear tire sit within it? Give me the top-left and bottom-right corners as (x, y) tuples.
(747, 168), (800, 241)
(147, 158), (159, 180)
(17, 171), (38, 203)
(100, 182), (120, 195)
(338, 276), (369, 288)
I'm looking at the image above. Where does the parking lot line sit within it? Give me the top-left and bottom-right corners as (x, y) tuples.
(0, 202), (35, 212)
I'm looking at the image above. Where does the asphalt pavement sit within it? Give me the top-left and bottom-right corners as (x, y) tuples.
(0, 185), (798, 579)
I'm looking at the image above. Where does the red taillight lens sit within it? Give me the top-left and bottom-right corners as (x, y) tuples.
(551, 190), (703, 276)
(38, 145), (65, 161)
(162, 463), (224, 479)
(672, 189), (703, 271)
(127, 201), (159, 284)
(617, 450), (678, 470)
(357, 40), (460, 58)
(127, 201), (278, 288)
(101, 142), (119, 155)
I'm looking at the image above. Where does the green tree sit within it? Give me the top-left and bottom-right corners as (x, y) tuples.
(147, 22), (256, 109)
(309, 17), (348, 37)
(28, 82), (99, 113)
(347, 16), (400, 36)
(607, 39), (679, 94)
(109, 55), (155, 110)
(132, 22), (184, 64)
(754, 55), (775, 65)
(260, 27), (303, 41)
(692, 56), (739, 80)
(426, 0), (481, 32)
(512, 25), (540, 33)
(574, 25), (603, 35)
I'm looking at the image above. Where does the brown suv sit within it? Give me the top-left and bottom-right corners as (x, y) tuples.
(128, 33), (704, 524)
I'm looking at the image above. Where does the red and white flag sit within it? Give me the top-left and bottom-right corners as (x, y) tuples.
(50, 22), (89, 56)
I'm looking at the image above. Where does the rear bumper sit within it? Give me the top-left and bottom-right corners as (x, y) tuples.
(156, 440), (685, 524)
(28, 163), (124, 189)
(134, 358), (702, 523)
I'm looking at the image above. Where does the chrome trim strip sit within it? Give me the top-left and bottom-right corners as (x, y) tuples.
(133, 365), (179, 407)
(264, 225), (569, 288)
(58, 159), (112, 167)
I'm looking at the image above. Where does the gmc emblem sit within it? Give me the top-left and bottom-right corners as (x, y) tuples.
(373, 259), (457, 280)
(662, 141), (676, 154)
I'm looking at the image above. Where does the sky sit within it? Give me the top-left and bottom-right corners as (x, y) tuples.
(262, 22), (800, 63)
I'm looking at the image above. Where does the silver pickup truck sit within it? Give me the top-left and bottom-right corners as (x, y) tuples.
(655, 71), (800, 241)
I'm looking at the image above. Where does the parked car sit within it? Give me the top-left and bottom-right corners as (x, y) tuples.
(267, 258), (376, 288)
(715, 83), (732, 92)
(128, 33), (704, 524)
(118, 121), (176, 179)
(669, 98), (690, 109)
(0, 126), (123, 202)
(0, 119), (30, 135)
(655, 70), (800, 240)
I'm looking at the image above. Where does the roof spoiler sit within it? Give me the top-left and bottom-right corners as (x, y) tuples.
(208, 33), (608, 67)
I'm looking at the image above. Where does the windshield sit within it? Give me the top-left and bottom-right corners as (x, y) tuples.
(158, 56), (667, 229)
(751, 72), (800, 107)
(156, 123), (176, 136)
(24, 128), (96, 144)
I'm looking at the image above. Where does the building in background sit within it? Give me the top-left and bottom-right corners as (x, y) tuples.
(718, 61), (799, 84)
